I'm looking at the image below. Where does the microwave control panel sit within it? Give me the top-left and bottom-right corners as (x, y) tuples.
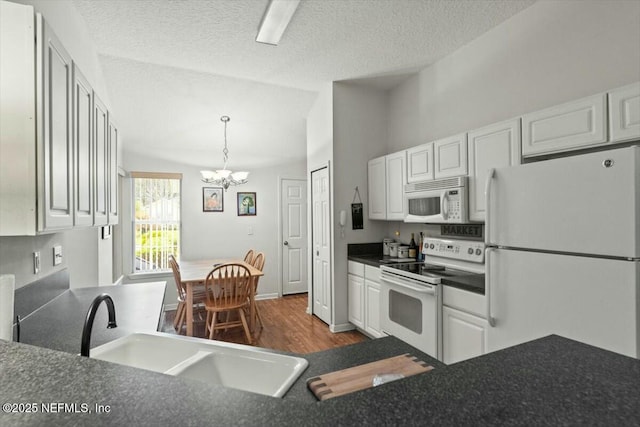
(445, 190), (461, 220)
(423, 238), (485, 263)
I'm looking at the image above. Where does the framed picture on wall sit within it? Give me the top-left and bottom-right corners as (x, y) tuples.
(237, 192), (256, 216)
(203, 187), (224, 212)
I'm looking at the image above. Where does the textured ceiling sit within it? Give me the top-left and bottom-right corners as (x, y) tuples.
(72, 0), (536, 169)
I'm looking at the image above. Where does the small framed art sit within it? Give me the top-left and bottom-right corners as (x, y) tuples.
(237, 192), (256, 216)
(203, 187), (224, 212)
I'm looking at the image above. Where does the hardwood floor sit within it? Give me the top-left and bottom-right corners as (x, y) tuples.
(161, 293), (368, 354)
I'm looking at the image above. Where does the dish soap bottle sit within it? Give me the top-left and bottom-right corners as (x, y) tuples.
(408, 233), (417, 259)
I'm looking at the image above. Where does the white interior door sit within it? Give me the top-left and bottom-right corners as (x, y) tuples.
(311, 167), (331, 325)
(281, 178), (308, 295)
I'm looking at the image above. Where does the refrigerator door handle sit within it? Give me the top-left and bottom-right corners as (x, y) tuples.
(484, 168), (495, 245)
(485, 247), (496, 327)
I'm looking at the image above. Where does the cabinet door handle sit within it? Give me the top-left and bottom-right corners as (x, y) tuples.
(284, 241), (289, 246)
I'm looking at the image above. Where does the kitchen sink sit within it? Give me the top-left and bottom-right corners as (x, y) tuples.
(90, 332), (308, 398)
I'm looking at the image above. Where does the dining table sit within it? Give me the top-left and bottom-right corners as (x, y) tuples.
(179, 259), (264, 337)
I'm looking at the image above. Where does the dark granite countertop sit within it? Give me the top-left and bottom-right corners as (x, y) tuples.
(1, 335), (639, 425)
(348, 254), (405, 267)
(348, 254), (486, 294)
(18, 282), (166, 354)
(442, 273), (485, 294)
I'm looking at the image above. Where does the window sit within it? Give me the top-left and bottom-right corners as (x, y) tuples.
(132, 172), (181, 273)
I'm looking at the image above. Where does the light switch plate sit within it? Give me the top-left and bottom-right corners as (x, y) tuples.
(248, 226), (253, 235)
(53, 245), (62, 266)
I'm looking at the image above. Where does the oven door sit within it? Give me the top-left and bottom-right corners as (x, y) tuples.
(380, 272), (441, 360)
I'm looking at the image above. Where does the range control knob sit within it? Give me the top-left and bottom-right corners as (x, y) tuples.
(468, 248), (474, 255)
(429, 243), (435, 249)
(475, 248), (482, 255)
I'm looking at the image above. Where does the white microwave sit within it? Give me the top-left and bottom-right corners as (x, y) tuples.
(404, 177), (468, 223)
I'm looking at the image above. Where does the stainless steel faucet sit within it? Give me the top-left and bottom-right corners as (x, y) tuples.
(80, 293), (117, 357)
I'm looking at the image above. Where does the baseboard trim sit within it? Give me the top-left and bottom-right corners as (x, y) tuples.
(255, 293), (279, 301)
(164, 302), (178, 311)
(330, 322), (356, 333)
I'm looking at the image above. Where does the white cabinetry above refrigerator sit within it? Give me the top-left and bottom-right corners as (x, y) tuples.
(609, 82), (640, 143)
(521, 93), (607, 157)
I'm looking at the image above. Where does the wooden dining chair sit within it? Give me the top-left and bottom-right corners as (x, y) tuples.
(249, 252), (265, 330)
(243, 249), (255, 265)
(168, 255), (206, 333)
(203, 263), (253, 344)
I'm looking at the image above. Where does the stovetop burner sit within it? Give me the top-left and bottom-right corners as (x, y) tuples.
(386, 262), (460, 277)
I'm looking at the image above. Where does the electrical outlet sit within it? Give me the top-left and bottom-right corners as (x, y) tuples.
(33, 251), (40, 274)
(53, 245), (62, 266)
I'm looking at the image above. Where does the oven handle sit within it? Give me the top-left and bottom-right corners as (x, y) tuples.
(380, 276), (436, 295)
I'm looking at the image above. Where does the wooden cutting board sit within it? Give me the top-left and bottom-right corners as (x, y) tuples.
(307, 353), (433, 401)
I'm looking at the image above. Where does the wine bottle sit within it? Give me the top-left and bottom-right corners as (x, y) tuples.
(408, 233), (417, 259)
(417, 232), (424, 261)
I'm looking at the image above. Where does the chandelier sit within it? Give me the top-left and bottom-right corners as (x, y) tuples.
(200, 116), (249, 190)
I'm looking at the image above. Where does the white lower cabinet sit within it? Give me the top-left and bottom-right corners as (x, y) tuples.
(364, 265), (384, 338)
(348, 261), (384, 338)
(442, 286), (488, 365)
(347, 272), (364, 329)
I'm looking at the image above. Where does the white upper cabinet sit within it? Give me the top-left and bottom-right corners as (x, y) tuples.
(368, 151), (406, 221)
(385, 151), (406, 220)
(0, 3), (76, 235)
(108, 116), (119, 225)
(609, 82), (640, 143)
(40, 17), (74, 231)
(407, 142), (434, 183)
(73, 63), (94, 227)
(434, 133), (468, 179)
(468, 119), (521, 222)
(367, 156), (386, 220)
(522, 93), (607, 157)
(93, 92), (109, 226)
(0, 3), (119, 236)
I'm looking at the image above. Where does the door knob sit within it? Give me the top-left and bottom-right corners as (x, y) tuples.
(284, 241), (289, 246)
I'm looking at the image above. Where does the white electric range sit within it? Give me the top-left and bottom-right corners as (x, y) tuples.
(380, 238), (485, 360)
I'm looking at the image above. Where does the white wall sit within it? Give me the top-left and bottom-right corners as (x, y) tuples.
(0, 0), (113, 289)
(389, 0), (640, 152)
(384, 0), (640, 243)
(305, 84), (334, 315)
(331, 82), (389, 328)
(122, 151), (306, 305)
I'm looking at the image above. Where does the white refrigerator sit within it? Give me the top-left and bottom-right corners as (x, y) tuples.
(485, 145), (640, 358)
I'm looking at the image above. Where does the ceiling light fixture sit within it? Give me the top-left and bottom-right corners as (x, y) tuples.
(255, 0), (300, 46)
(200, 116), (249, 191)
